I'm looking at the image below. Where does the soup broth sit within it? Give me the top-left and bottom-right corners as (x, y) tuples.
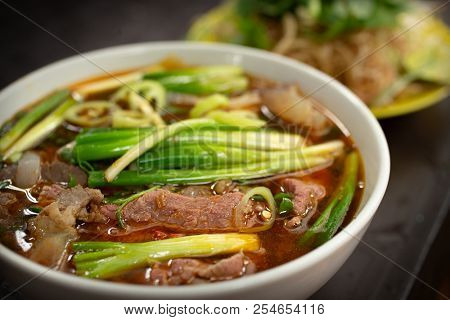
(0, 58), (363, 285)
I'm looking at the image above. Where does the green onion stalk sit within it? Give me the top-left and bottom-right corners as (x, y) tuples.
(76, 127), (154, 144)
(298, 151), (360, 248)
(137, 140), (344, 171)
(111, 80), (167, 128)
(74, 123), (244, 145)
(70, 127), (306, 162)
(74, 72), (143, 98)
(64, 101), (116, 128)
(144, 65), (248, 95)
(206, 110), (266, 128)
(3, 97), (77, 161)
(236, 186), (277, 232)
(153, 129), (304, 151)
(189, 94), (229, 118)
(74, 65), (248, 98)
(72, 131), (154, 162)
(88, 154), (331, 187)
(104, 118), (216, 182)
(0, 89), (70, 154)
(72, 233), (260, 279)
(145, 65), (243, 79)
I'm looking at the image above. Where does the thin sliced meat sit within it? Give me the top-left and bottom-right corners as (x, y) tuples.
(197, 252), (256, 280)
(165, 259), (204, 285)
(0, 192), (21, 249)
(150, 253), (256, 285)
(212, 180), (238, 195)
(281, 178), (326, 231)
(39, 184), (103, 207)
(178, 185), (212, 197)
(0, 195), (17, 232)
(99, 204), (118, 221)
(120, 189), (262, 232)
(0, 192), (17, 206)
(29, 185), (108, 267)
(1, 159), (87, 187)
(149, 267), (169, 286)
(41, 160), (87, 186)
(0, 164), (17, 181)
(39, 185), (105, 223)
(27, 202), (78, 268)
(38, 184), (65, 202)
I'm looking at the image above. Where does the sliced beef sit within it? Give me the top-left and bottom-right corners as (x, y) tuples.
(0, 192), (18, 232)
(41, 160), (87, 186)
(39, 185), (105, 223)
(38, 184), (65, 202)
(197, 252), (256, 280)
(163, 259), (205, 285)
(150, 253), (256, 285)
(99, 204), (118, 221)
(0, 192), (17, 206)
(0, 164), (17, 181)
(28, 185), (107, 267)
(1, 158), (87, 188)
(0, 195), (16, 229)
(280, 178), (326, 232)
(149, 267), (169, 286)
(120, 189), (261, 232)
(212, 180), (238, 195)
(27, 202), (78, 268)
(178, 185), (212, 197)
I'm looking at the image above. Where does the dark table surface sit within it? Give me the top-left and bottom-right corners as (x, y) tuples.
(0, 0), (449, 299)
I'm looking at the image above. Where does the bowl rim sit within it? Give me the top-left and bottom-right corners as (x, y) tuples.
(0, 41), (390, 298)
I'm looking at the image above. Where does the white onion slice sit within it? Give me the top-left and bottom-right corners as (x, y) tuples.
(15, 151), (41, 188)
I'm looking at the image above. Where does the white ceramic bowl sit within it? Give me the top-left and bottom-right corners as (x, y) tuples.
(0, 42), (389, 299)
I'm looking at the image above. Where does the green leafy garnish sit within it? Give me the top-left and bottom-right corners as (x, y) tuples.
(187, 1), (271, 49)
(188, 0), (408, 44)
(401, 13), (450, 85)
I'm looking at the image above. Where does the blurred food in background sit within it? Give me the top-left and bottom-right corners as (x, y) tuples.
(187, 0), (450, 118)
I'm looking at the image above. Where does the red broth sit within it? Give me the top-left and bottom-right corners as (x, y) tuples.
(0, 65), (364, 285)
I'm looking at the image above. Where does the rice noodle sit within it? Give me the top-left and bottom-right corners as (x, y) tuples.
(273, 13), (298, 54)
(272, 13), (405, 104)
